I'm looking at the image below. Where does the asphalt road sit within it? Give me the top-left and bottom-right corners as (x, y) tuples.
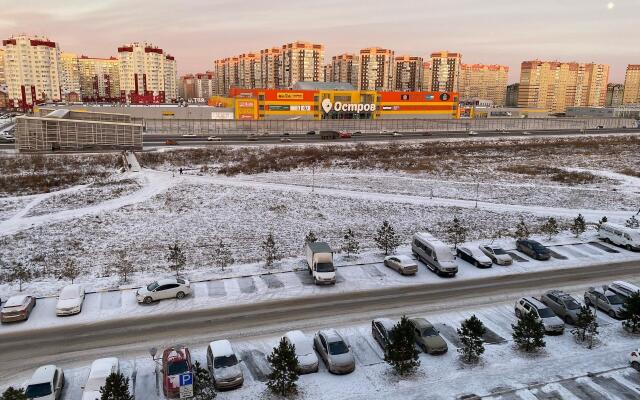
(1, 259), (639, 380)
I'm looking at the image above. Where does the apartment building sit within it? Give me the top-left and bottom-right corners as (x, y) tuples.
(623, 65), (640, 104)
(359, 47), (395, 91)
(323, 64), (333, 82)
(422, 62), (432, 91)
(164, 54), (177, 102)
(394, 55), (424, 91)
(280, 41), (324, 87)
(238, 53), (260, 90)
(506, 83), (519, 107)
(3, 35), (62, 109)
(78, 56), (120, 102)
(259, 47), (281, 89)
(430, 51), (461, 92)
(459, 64), (509, 105)
(606, 83), (624, 107)
(117, 42), (177, 104)
(195, 72), (215, 99)
(60, 52), (82, 102)
(0, 49), (5, 85)
(179, 74), (196, 99)
(331, 54), (359, 87)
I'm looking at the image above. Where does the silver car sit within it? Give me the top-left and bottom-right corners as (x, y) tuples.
(207, 340), (244, 390)
(283, 330), (319, 374)
(383, 255), (418, 275)
(136, 278), (192, 304)
(540, 290), (582, 325)
(515, 297), (565, 334)
(584, 287), (624, 319)
(479, 244), (513, 266)
(313, 329), (355, 374)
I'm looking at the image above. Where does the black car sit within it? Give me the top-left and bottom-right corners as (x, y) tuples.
(456, 246), (492, 268)
(0, 135), (15, 143)
(306, 130), (317, 135)
(516, 239), (551, 260)
(371, 318), (395, 350)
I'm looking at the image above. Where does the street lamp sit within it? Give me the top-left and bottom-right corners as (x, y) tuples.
(149, 347), (160, 395)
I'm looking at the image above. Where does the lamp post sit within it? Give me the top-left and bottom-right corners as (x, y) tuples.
(149, 347), (159, 395)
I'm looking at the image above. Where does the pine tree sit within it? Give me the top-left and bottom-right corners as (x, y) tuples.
(572, 305), (598, 348)
(571, 213), (586, 238)
(304, 231), (318, 244)
(374, 220), (401, 255)
(100, 372), (133, 400)
(512, 311), (546, 352)
(626, 215), (640, 229)
(1, 387), (27, 400)
(540, 217), (560, 240)
(262, 233), (279, 268)
(621, 292), (640, 334)
(342, 228), (360, 258)
(114, 250), (135, 283)
(167, 241), (186, 277)
(384, 316), (420, 375)
(193, 361), (217, 400)
(457, 315), (486, 363)
(5, 262), (32, 292)
(596, 216), (608, 231)
(267, 337), (300, 396)
(514, 218), (530, 239)
(212, 239), (234, 271)
(60, 258), (84, 284)
(446, 216), (468, 249)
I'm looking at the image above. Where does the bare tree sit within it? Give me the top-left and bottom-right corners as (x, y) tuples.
(262, 233), (280, 268)
(167, 241), (187, 277)
(114, 251), (135, 283)
(60, 258), (84, 284)
(213, 239), (235, 271)
(5, 262), (32, 292)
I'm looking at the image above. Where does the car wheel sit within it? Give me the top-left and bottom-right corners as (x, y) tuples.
(474, 261), (479, 268)
(564, 316), (573, 324)
(515, 309), (522, 318)
(632, 361), (640, 371)
(626, 244), (633, 251)
(144, 296), (153, 304)
(608, 310), (616, 319)
(176, 291), (186, 299)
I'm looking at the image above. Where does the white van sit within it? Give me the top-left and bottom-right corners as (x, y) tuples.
(609, 281), (640, 299)
(599, 223), (640, 251)
(411, 232), (458, 277)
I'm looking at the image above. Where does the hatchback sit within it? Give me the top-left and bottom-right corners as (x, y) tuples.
(136, 278), (192, 304)
(516, 239), (551, 260)
(1, 294), (36, 323)
(314, 329), (355, 374)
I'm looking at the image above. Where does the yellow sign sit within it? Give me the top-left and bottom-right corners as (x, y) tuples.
(162, 112), (175, 116)
(277, 92), (304, 100)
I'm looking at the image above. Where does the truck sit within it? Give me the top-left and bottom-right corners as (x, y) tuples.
(305, 242), (336, 285)
(319, 130), (339, 140)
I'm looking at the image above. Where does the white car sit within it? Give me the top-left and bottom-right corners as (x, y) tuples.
(479, 244), (513, 266)
(383, 255), (418, 275)
(181, 134), (197, 137)
(631, 349), (640, 371)
(56, 284), (85, 316)
(456, 246), (493, 268)
(467, 130), (479, 136)
(207, 136), (222, 141)
(136, 278), (192, 304)
(522, 131), (532, 135)
(25, 365), (64, 399)
(82, 358), (119, 400)
(283, 330), (319, 374)
(392, 131), (403, 137)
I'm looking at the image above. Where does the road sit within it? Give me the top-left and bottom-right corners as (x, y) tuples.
(1, 258), (639, 381)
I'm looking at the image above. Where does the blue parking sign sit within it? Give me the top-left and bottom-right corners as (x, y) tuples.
(179, 372), (193, 387)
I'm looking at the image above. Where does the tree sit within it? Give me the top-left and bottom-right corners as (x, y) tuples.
(626, 215), (640, 229)
(342, 228), (360, 258)
(540, 217), (560, 240)
(384, 316), (420, 375)
(5, 262), (32, 292)
(262, 233), (279, 268)
(446, 216), (468, 249)
(193, 361), (217, 400)
(512, 311), (546, 353)
(60, 258), (84, 284)
(1, 387), (27, 400)
(514, 218), (530, 239)
(374, 220), (401, 255)
(100, 372), (133, 400)
(572, 305), (598, 348)
(571, 213), (586, 238)
(212, 239), (234, 271)
(114, 251), (135, 283)
(304, 231), (318, 244)
(266, 337), (300, 397)
(621, 292), (640, 334)
(596, 216), (608, 231)
(166, 241), (186, 277)
(457, 315), (486, 363)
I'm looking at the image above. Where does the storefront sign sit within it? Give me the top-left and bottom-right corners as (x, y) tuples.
(277, 92), (304, 100)
(238, 101), (254, 108)
(321, 99), (376, 114)
(290, 105), (311, 111)
(440, 93), (451, 101)
(425, 94), (434, 100)
(269, 105), (290, 111)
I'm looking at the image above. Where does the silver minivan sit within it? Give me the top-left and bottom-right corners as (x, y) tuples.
(411, 232), (458, 277)
(206, 340), (244, 390)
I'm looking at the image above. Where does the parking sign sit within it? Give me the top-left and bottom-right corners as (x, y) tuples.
(178, 373), (193, 399)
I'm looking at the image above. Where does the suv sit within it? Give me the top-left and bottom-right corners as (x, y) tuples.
(584, 287), (624, 319)
(207, 340), (244, 389)
(515, 297), (564, 334)
(136, 278), (192, 304)
(408, 318), (448, 354)
(371, 318), (396, 350)
(609, 281), (640, 300)
(25, 365), (64, 400)
(162, 346), (193, 398)
(540, 290), (582, 324)
(516, 239), (551, 260)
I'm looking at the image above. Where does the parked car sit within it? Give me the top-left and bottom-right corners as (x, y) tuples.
(479, 244), (513, 266)
(0, 134), (15, 143)
(283, 330), (319, 374)
(82, 358), (119, 400)
(1, 294), (36, 323)
(181, 134), (197, 138)
(207, 136), (222, 141)
(599, 223), (640, 251)
(609, 280), (640, 299)
(352, 131), (363, 136)
(383, 255), (418, 275)
(631, 349), (640, 371)
(584, 287), (624, 319)
(467, 130), (478, 136)
(306, 130), (317, 135)
(162, 346), (193, 398)
(246, 134), (258, 141)
(408, 318), (448, 354)
(515, 297), (565, 334)
(313, 329), (355, 374)
(280, 138), (292, 142)
(206, 340), (244, 390)
(136, 278), (192, 304)
(25, 365), (64, 400)
(339, 131), (352, 139)
(516, 239), (551, 260)
(56, 284), (85, 316)
(412, 232), (458, 277)
(456, 246), (492, 268)
(371, 318), (396, 350)
(540, 290), (582, 324)
(164, 139), (178, 145)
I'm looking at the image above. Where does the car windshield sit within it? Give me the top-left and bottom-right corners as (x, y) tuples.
(436, 251), (454, 262)
(25, 383), (52, 397)
(421, 327), (439, 337)
(564, 299), (581, 310)
(493, 248), (507, 255)
(607, 294), (623, 305)
(167, 360), (189, 375)
(328, 340), (349, 355)
(214, 354), (238, 369)
(147, 282), (159, 291)
(316, 262), (335, 272)
(538, 307), (555, 318)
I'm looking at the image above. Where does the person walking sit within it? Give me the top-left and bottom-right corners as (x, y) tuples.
(179, 167), (183, 175)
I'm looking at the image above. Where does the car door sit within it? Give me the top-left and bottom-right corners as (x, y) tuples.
(53, 369), (61, 399)
(318, 335), (328, 361)
(154, 284), (170, 300)
(165, 283), (180, 298)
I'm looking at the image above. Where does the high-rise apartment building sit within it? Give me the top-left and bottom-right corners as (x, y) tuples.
(195, 72), (215, 99)
(459, 64), (509, 105)
(259, 47), (281, 89)
(323, 64), (333, 82)
(213, 58), (227, 95)
(394, 55), (424, 91)
(331, 54), (359, 87)
(280, 41), (324, 87)
(78, 56), (120, 102)
(238, 53), (260, 90)
(422, 62), (432, 91)
(359, 47), (395, 91)
(0, 49), (5, 85)
(606, 83), (624, 107)
(430, 51), (461, 92)
(3, 35), (62, 109)
(117, 42), (177, 104)
(179, 74), (196, 99)
(506, 83), (519, 107)
(623, 65), (640, 104)
(518, 61), (609, 112)
(60, 52), (82, 102)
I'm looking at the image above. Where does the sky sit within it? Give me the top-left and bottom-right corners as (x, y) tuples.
(0, 0), (637, 83)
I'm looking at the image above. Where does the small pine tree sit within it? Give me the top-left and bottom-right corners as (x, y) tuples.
(304, 231), (318, 244)
(457, 315), (486, 363)
(446, 216), (468, 249)
(100, 372), (133, 400)
(193, 361), (217, 400)
(572, 305), (598, 348)
(166, 241), (187, 277)
(384, 316), (420, 375)
(626, 215), (640, 229)
(540, 217), (560, 240)
(342, 228), (360, 258)
(267, 337), (300, 397)
(60, 258), (84, 284)
(596, 216), (608, 231)
(1, 387), (27, 400)
(514, 218), (530, 239)
(114, 251), (135, 283)
(571, 213), (586, 238)
(621, 292), (640, 334)
(374, 220), (401, 255)
(5, 262), (32, 292)
(262, 233), (279, 268)
(212, 239), (234, 271)
(512, 311), (546, 353)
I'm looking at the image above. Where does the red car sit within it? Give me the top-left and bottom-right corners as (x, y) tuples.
(162, 346), (193, 398)
(339, 131), (352, 139)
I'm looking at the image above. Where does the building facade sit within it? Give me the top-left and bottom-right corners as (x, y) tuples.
(506, 83), (519, 107)
(323, 64), (333, 82)
(359, 47), (395, 91)
(623, 65), (640, 104)
(78, 56), (121, 102)
(117, 42), (177, 104)
(606, 83), (624, 107)
(60, 53), (82, 102)
(238, 52), (260, 90)
(195, 72), (215, 99)
(0, 49), (6, 85)
(179, 74), (196, 99)
(459, 64), (509, 106)
(259, 47), (281, 90)
(394, 56), (424, 92)
(430, 51), (461, 92)
(422, 62), (432, 91)
(280, 41), (324, 88)
(331, 54), (359, 88)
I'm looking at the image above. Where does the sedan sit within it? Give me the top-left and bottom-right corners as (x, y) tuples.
(339, 131), (352, 139)
(25, 365), (64, 400)
(280, 138), (292, 143)
(371, 318), (396, 350)
(1, 294), (36, 323)
(207, 136), (222, 141)
(456, 246), (492, 268)
(56, 284), (85, 316)
(82, 358), (119, 400)
(479, 244), (513, 266)
(516, 239), (551, 261)
(314, 329), (355, 374)
(136, 278), (192, 304)
(467, 130), (479, 136)
(284, 330), (319, 374)
(384, 255), (418, 275)
(408, 318), (448, 354)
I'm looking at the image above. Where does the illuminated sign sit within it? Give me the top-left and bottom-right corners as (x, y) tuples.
(277, 92), (304, 100)
(400, 94), (410, 101)
(290, 105), (311, 111)
(238, 101), (255, 108)
(440, 93), (451, 101)
(321, 99), (376, 114)
(425, 94), (434, 100)
(161, 112), (175, 116)
(269, 105), (290, 111)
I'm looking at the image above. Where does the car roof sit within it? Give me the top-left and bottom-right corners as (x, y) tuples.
(5, 295), (29, 307)
(157, 278), (180, 285)
(209, 340), (233, 356)
(163, 346), (190, 362)
(89, 358), (118, 378)
(30, 365), (57, 383)
(373, 318), (396, 331)
(387, 255), (415, 264)
(60, 284), (82, 296)
(611, 281), (640, 293)
(320, 329), (343, 342)
(284, 330), (307, 343)
(522, 297), (549, 310)
(409, 317), (433, 329)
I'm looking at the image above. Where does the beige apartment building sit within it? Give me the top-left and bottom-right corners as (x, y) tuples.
(117, 42), (177, 104)
(394, 55), (424, 91)
(60, 53), (82, 102)
(179, 74), (196, 99)
(280, 41), (324, 87)
(331, 53), (359, 87)
(0, 49), (5, 85)
(323, 64), (333, 82)
(459, 64), (509, 105)
(3, 35), (62, 109)
(359, 47), (395, 91)
(78, 56), (120, 102)
(195, 72), (215, 99)
(422, 62), (432, 91)
(430, 51), (461, 92)
(259, 47), (281, 89)
(238, 52), (260, 90)
(623, 65), (640, 104)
